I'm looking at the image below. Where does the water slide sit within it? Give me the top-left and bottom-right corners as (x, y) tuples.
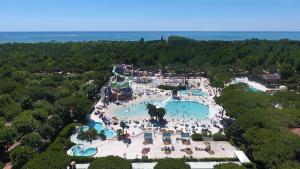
(111, 66), (131, 89)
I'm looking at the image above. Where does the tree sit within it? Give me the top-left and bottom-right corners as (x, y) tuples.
(47, 114), (63, 130)
(54, 95), (92, 122)
(172, 89), (178, 97)
(120, 121), (127, 134)
(146, 103), (156, 120)
(22, 151), (70, 169)
(88, 156), (132, 169)
(154, 158), (191, 169)
(0, 127), (17, 152)
(213, 163), (246, 169)
(156, 107), (166, 123)
(243, 128), (299, 169)
(12, 115), (36, 135)
(22, 132), (43, 150)
(77, 128), (98, 142)
(10, 146), (36, 169)
(280, 64), (295, 80)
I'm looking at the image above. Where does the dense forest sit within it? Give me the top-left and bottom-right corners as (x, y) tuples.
(0, 37), (300, 169)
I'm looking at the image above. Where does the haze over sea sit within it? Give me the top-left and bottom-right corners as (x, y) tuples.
(0, 31), (300, 43)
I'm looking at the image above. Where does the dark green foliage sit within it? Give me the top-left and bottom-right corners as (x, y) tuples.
(212, 133), (228, 141)
(21, 132), (43, 149)
(77, 128), (98, 142)
(88, 156), (132, 169)
(22, 151), (71, 169)
(10, 146), (36, 169)
(280, 64), (295, 80)
(213, 163), (246, 169)
(191, 133), (204, 141)
(220, 85), (300, 169)
(154, 158), (191, 169)
(158, 85), (186, 91)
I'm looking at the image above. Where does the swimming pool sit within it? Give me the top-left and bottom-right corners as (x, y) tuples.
(112, 98), (209, 120)
(88, 121), (116, 138)
(180, 89), (206, 96)
(248, 86), (261, 92)
(71, 145), (97, 156)
(164, 100), (209, 119)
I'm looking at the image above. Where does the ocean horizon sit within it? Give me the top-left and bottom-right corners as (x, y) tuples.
(0, 31), (300, 43)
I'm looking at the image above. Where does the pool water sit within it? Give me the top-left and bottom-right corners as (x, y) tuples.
(88, 121), (117, 138)
(71, 145), (97, 156)
(113, 98), (209, 120)
(180, 89), (206, 96)
(248, 86), (261, 92)
(113, 99), (161, 118)
(165, 100), (209, 119)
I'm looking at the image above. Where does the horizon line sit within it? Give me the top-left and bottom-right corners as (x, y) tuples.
(0, 30), (300, 33)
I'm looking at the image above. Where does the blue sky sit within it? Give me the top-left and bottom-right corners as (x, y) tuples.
(0, 0), (299, 31)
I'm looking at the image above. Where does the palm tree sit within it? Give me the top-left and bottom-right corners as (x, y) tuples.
(172, 89), (178, 97)
(116, 129), (123, 141)
(120, 121), (126, 134)
(157, 107), (166, 123)
(146, 103), (156, 120)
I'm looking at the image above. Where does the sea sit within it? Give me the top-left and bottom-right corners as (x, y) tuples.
(0, 31), (300, 43)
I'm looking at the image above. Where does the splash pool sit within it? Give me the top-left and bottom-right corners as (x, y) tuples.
(88, 121), (116, 138)
(71, 145), (97, 156)
(112, 98), (209, 120)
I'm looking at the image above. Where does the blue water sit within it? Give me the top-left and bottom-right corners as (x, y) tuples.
(165, 100), (209, 120)
(0, 31), (300, 43)
(180, 89), (206, 96)
(113, 99), (209, 120)
(88, 121), (116, 138)
(248, 86), (261, 92)
(71, 145), (97, 156)
(113, 99), (160, 118)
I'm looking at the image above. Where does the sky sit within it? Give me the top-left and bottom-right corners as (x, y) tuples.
(0, 0), (299, 31)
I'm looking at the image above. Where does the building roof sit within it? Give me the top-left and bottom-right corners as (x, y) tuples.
(261, 73), (280, 80)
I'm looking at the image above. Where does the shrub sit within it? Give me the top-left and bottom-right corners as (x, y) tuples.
(88, 156), (132, 169)
(212, 133), (228, 141)
(22, 151), (71, 169)
(154, 158), (191, 169)
(191, 133), (204, 141)
(157, 85), (186, 91)
(213, 163), (246, 169)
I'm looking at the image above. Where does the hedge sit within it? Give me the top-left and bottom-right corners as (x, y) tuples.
(22, 151), (71, 169)
(191, 133), (204, 141)
(154, 158), (191, 169)
(157, 85), (186, 91)
(213, 162), (247, 169)
(88, 156), (132, 169)
(212, 133), (228, 141)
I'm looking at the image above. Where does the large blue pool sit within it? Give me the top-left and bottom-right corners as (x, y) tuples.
(88, 121), (116, 138)
(113, 98), (209, 120)
(71, 145), (97, 156)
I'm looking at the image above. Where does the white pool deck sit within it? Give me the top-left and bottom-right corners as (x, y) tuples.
(229, 77), (270, 92)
